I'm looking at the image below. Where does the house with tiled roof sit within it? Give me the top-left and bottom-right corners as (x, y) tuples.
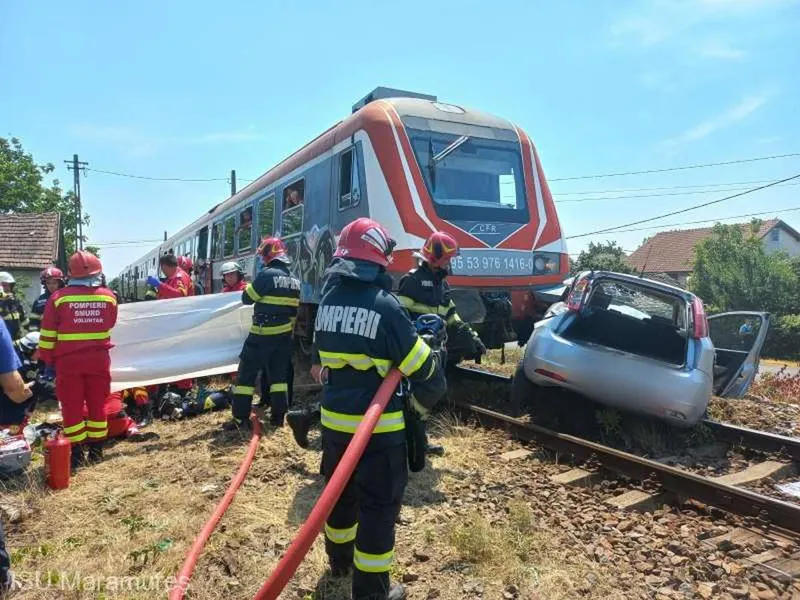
(0, 212), (66, 307)
(627, 219), (800, 287)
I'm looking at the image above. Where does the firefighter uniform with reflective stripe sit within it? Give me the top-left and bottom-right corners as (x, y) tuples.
(0, 294), (28, 341)
(29, 291), (52, 331)
(231, 262), (300, 425)
(315, 257), (441, 599)
(397, 263), (484, 359)
(157, 268), (192, 300)
(39, 286), (118, 445)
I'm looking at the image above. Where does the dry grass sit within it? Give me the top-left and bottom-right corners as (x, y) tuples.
(467, 346), (523, 378)
(3, 409), (636, 599)
(761, 357), (800, 368)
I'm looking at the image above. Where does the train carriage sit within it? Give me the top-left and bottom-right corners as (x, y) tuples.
(118, 87), (568, 348)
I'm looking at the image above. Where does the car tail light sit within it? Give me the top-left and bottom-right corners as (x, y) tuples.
(691, 297), (709, 339)
(566, 276), (590, 312)
(534, 368), (568, 383)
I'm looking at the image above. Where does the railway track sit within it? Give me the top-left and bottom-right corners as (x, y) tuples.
(449, 365), (800, 539)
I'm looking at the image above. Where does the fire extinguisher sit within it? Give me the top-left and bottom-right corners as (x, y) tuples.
(45, 432), (71, 490)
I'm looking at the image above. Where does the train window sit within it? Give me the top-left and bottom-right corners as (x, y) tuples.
(281, 180), (304, 237)
(197, 226), (209, 260)
(223, 215), (235, 257)
(238, 206), (253, 252)
(211, 223), (222, 259)
(338, 148), (361, 210)
(259, 195), (275, 238)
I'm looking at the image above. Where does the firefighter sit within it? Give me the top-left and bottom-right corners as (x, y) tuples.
(147, 254), (194, 395)
(1, 332), (42, 433)
(30, 267), (66, 331)
(147, 254), (193, 300)
(0, 272), (29, 341)
(397, 231), (486, 362)
(39, 250), (118, 470)
(177, 256), (196, 296)
(220, 261), (248, 292)
(313, 217), (445, 600)
(227, 237), (300, 430)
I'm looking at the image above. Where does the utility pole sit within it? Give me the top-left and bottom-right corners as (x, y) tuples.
(230, 169), (237, 196)
(64, 154), (88, 251)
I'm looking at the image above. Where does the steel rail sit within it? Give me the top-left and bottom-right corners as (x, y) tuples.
(454, 401), (800, 533)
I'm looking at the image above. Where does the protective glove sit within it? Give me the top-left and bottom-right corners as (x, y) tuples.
(475, 337), (487, 356)
(410, 395), (430, 421)
(146, 275), (161, 288)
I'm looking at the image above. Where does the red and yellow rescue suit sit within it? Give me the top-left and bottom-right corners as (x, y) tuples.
(84, 388), (147, 439)
(39, 285), (118, 444)
(158, 267), (194, 391)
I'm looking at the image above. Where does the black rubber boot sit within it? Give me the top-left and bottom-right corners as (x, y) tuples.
(426, 443), (445, 457)
(329, 560), (352, 578)
(70, 445), (84, 473)
(222, 417), (252, 433)
(137, 404), (153, 428)
(286, 409), (311, 448)
(388, 582), (407, 600)
(87, 442), (104, 464)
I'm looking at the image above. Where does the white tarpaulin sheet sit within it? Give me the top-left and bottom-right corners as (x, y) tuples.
(110, 293), (252, 392)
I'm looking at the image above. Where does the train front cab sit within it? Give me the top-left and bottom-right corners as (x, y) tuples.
(373, 98), (568, 348)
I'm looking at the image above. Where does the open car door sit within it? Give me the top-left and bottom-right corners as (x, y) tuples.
(708, 311), (770, 397)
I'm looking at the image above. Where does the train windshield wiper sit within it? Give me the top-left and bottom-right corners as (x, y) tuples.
(428, 135), (470, 191)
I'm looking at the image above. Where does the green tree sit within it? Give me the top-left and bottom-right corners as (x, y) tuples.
(85, 245), (101, 258)
(0, 137), (89, 254)
(571, 241), (633, 274)
(688, 220), (798, 315)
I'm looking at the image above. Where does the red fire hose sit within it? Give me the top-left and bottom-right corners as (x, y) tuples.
(252, 368), (403, 600)
(169, 414), (263, 600)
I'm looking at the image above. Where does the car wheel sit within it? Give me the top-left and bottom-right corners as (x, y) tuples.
(510, 364), (536, 417)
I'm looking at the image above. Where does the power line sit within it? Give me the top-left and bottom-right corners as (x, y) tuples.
(556, 181), (800, 204)
(566, 173), (800, 240)
(552, 177), (781, 195)
(573, 206), (800, 237)
(88, 239), (163, 246)
(86, 168), (229, 182)
(549, 152), (800, 182)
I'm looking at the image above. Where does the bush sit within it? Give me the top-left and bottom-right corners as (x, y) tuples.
(762, 314), (800, 360)
(749, 368), (800, 405)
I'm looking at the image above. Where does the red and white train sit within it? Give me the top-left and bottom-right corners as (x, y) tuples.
(117, 87), (568, 348)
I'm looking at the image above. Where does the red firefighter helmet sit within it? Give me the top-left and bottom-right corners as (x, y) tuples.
(177, 255), (194, 272)
(68, 250), (103, 279)
(333, 217), (396, 268)
(40, 266), (65, 284)
(257, 237), (291, 264)
(415, 231), (459, 269)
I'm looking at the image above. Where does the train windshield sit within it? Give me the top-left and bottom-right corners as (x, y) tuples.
(407, 128), (529, 223)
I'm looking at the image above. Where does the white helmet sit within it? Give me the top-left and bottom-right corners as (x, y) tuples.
(220, 261), (244, 276)
(0, 272), (15, 285)
(19, 331), (40, 352)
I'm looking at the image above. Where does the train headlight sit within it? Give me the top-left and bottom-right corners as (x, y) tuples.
(532, 252), (560, 274)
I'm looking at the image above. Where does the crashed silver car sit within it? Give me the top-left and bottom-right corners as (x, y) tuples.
(512, 271), (769, 427)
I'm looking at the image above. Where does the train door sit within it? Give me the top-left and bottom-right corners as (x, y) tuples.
(196, 226), (209, 294)
(236, 203), (256, 281)
(255, 193), (277, 279)
(278, 178), (306, 283)
(210, 221), (224, 293)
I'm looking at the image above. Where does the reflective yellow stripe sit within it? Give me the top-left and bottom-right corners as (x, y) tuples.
(318, 351), (392, 377)
(86, 420), (107, 429)
(86, 429), (108, 439)
(66, 431), (87, 443)
(39, 340), (55, 350)
(57, 331), (110, 341)
(354, 548), (394, 573)
(63, 422), (85, 435)
(245, 284), (261, 302)
(320, 408), (404, 434)
(54, 294), (116, 307)
(258, 296), (300, 307)
(397, 296), (449, 317)
(40, 328), (57, 338)
(2, 313), (16, 320)
(249, 321), (294, 336)
(325, 522), (357, 544)
(269, 383), (288, 393)
(233, 385), (255, 396)
(398, 337), (431, 377)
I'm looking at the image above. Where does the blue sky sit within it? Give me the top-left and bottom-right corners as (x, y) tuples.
(2, 0), (799, 277)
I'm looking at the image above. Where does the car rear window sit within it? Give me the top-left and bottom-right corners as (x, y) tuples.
(589, 280), (687, 330)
